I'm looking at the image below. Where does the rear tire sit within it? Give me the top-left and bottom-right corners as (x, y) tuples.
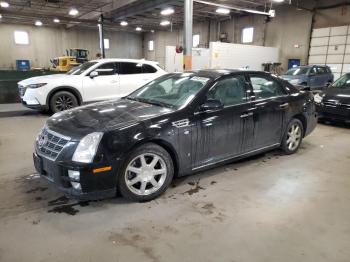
(281, 119), (304, 155)
(49, 91), (78, 113)
(118, 143), (174, 202)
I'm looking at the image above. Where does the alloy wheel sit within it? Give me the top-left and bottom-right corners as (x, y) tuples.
(286, 123), (302, 151)
(55, 95), (74, 111)
(125, 153), (167, 196)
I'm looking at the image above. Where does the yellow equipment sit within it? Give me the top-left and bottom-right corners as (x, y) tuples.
(50, 56), (80, 72)
(50, 48), (89, 72)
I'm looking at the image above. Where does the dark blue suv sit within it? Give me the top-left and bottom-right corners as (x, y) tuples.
(281, 65), (334, 90)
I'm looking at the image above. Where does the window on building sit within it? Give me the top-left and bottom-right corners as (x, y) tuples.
(193, 34), (200, 48)
(14, 31), (29, 45)
(148, 40), (154, 51)
(103, 38), (110, 49)
(242, 27), (254, 43)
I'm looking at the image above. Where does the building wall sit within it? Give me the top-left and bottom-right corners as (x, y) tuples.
(0, 23), (143, 69)
(143, 2), (350, 71)
(143, 21), (210, 68)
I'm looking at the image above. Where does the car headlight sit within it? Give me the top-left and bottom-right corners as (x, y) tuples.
(314, 93), (324, 104)
(72, 132), (103, 163)
(27, 83), (47, 89)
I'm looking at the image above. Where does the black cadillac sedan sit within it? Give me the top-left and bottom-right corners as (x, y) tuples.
(315, 73), (350, 123)
(33, 70), (317, 202)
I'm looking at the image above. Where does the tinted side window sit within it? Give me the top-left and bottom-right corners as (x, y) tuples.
(142, 64), (157, 73)
(250, 75), (286, 99)
(317, 67), (327, 74)
(208, 76), (247, 106)
(310, 67), (317, 75)
(119, 62), (142, 74)
(96, 62), (117, 75)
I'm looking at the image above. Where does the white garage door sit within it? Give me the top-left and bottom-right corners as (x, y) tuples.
(308, 25), (350, 81)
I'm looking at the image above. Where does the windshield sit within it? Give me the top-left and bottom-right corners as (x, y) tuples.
(127, 73), (211, 109)
(67, 61), (97, 75)
(331, 74), (350, 88)
(285, 67), (309, 76)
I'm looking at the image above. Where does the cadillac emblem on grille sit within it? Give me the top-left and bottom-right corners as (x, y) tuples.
(38, 133), (48, 148)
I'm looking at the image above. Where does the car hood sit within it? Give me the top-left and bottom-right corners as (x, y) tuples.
(46, 98), (174, 139)
(322, 88), (350, 104)
(18, 74), (77, 86)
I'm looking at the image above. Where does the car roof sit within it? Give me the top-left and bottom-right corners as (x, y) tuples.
(185, 69), (271, 78)
(90, 58), (159, 65)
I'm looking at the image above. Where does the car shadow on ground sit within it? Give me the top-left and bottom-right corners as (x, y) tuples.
(0, 110), (49, 118)
(1, 146), (302, 218)
(1, 119), (322, 219)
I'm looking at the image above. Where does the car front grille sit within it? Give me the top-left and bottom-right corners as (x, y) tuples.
(18, 84), (27, 98)
(36, 127), (71, 161)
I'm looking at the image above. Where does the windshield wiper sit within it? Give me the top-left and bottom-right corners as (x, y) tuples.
(126, 97), (174, 109)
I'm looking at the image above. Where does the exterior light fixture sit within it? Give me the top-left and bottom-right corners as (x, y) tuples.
(135, 26), (142, 31)
(216, 8), (230, 14)
(69, 8), (79, 16)
(120, 21), (128, 26)
(160, 20), (170, 26)
(35, 20), (43, 26)
(53, 18), (60, 23)
(161, 8), (174, 16)
(0, 1), (9, 8)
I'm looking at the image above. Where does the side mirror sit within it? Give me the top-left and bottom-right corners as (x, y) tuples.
(89, 71), (99, 78)
(296, 85), (311, 91)
(200, 99), (223, 111)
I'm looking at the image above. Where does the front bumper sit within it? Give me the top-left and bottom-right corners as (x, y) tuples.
(20, 86), (47, 109)
(316, 104), (350, 122)
(22, 100), (47, 110)
(33, 152), (117, 200)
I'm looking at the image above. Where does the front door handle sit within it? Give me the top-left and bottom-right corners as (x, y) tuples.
(279, 102), (289, 109)
(240, 112), (254, 119)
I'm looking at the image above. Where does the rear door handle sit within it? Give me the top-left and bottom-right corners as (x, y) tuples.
(240, 112), (254, 119)
(279, 102), (289, 109)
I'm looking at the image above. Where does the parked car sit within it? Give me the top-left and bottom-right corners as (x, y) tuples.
(33, 70), (317, 202)
(315, 73), (350, 123)
(18, 59), (166, 113)
(281, 65), (334, 90)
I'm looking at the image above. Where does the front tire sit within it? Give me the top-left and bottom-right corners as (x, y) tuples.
(118, 143), (174, 202)
(281, 119), (304, 155)
(49, 91), (78, 113)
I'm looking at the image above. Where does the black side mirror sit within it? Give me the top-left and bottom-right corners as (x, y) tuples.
(296, 85), (311, 91)
(200, 99), (223, 111)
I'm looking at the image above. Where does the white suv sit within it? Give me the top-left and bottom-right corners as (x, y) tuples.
(18, 59), (166, 113)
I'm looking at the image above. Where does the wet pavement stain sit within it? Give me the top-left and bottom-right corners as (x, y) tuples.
(26, 187), (48, 194)
(32, 219), (40, 225)
(48, 201), (89, 216)
(210, 181), (217, 185)
(183, 180), (205, 195)
(48, 196), (69, 206)
(201, 203), (215, 214)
